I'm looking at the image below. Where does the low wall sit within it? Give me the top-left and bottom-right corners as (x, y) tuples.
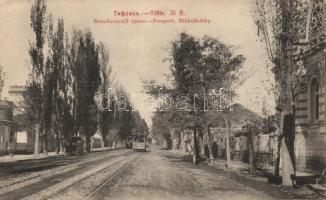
(16, 143), (34, 154)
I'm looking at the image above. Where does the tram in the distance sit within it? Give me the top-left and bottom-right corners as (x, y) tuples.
(132, 134), (146, 152)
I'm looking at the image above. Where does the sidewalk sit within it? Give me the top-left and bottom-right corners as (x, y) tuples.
(0, 152), (59, 163)
(0, 147), (116, 163)
(210, 158), (275, 173)
(166, 150), (323, 199)
(208, 158), (325, 198)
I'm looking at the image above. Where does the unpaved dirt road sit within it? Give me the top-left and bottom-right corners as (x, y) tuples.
(1, 148), (321, 200)
(90, 150), (274, 200)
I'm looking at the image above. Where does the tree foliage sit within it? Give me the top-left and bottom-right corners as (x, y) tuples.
(144, 32), (245, 163)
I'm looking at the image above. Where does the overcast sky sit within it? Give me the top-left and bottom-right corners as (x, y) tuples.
(0, 0), (274, 126)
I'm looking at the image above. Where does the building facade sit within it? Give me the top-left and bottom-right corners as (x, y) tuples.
(296, 42), (326, 172)
(0, 100), (17, 155)
(288, 0), (326, 172)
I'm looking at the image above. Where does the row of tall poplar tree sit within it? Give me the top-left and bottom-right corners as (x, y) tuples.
(26, 0), (147, 156)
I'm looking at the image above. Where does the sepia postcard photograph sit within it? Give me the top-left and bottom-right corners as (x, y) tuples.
(0, 0), (326, 199)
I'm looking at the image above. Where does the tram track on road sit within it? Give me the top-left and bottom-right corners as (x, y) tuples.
(0, 149), (131, 200)
(85, 154), (142, 199)
(22, 153), (141, 200)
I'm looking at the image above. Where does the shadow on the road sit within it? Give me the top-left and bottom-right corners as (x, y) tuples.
(264, 173), (282, 185)
(132, 150), (150, 153)
(158, 151), (322, 199)
(265, 172), (320, 185)
(159, 153), (190, 162)
(159, 152), (207, 163)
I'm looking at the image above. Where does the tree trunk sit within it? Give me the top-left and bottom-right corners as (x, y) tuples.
(59, 138), (64, 155)
(280, 111), (295, 186)
(198, 129), (205, 156)
(180, 131), (185, 152)
(43, 130), (48, 156)
(112, 140), (116, 149)
(281, 137), (294, 186)
(192, 128), (199, 164)
(86, 135), (91, 152)
(225, 134), (231, 168)
(207, 126), (213, 160)
(225, 115), (231, 168)
(248, 132), (255, 174)
(292, 104), (297, 183)
(177, 132), (181, 150)
(101, 140), (105, 149)
(43, 140), (48, 156)
(163, 139), (167, 149)
(90, 137), (94, 151)
(275, 131), (282, 177)
(165, 135), (172, 150)
(34, 123), (40, 157)
(101, 134), (105, 149)
(55, 136), (60, 155)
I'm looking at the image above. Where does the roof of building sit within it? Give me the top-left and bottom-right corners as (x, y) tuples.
(206, 103), (263, 129)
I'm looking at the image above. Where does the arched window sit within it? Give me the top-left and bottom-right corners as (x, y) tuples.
(310, 78), (319, 121)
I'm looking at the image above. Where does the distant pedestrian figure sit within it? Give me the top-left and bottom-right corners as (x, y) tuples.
(204, 144), (210, 163)
(64, 140), (70, 156)
(212, 142), (218, 159)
